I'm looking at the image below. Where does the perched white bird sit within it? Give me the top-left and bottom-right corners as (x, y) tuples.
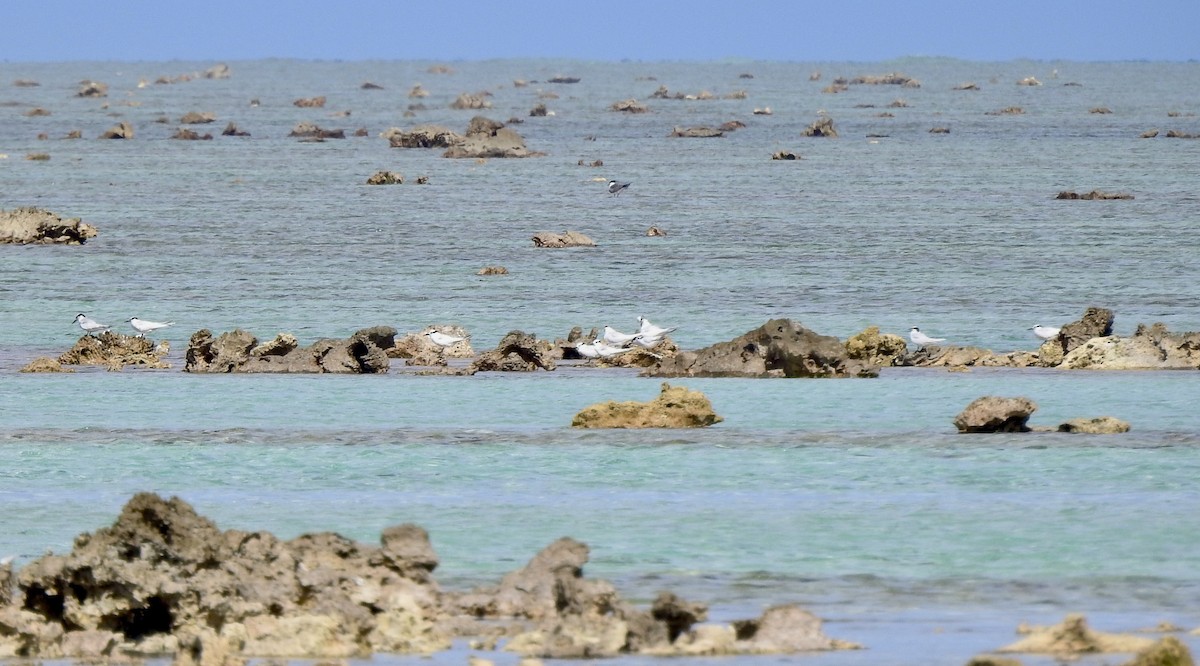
(607, 180), (631, 196)
(575, 340), (601, 359)
(637, 316), (677, 338)
(126, 317), (174, 337)
(425, 331), (466, 347)
(909, 327), (946, 346)
(602, 325), (640, 347)
(631, 333), (663, 349)
(592, 339), (635, 358)
(73, 313), (110, 336)
(1031, 325), (1062, 341)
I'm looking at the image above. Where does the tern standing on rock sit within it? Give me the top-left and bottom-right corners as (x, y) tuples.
(73, 313), (110, 336)
(607, 180), (631, 196)
(426, 330), (465, 348)
(909, 327), (946, 346)
(1031, 325), (1062, 341)
(127, 317), (174, 337)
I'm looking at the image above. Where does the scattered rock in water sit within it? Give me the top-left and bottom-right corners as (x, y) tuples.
(1123, 636), (1195, 666)
(1056, 190), (1134, 200)
(366, 170), (404, 185)
(76, 80), (108, 97)
(953, 396), (1037, 433)
(998, 613), (1155, 655)
(1165, 129), (1199, 139)
(611, 98), (649, 113)
(531, 230), (595, 248)
(476, 265), (508, 275)
(671, 126), (724, 138)
(221, 121), (250, 136)
(1, 207), (98, 245)
(571, 382), (722, 429)
(1059, 322), (1200, 370)
(528, 103), (548, 117)
(289, 122), (344, 139)
(361, 81), (384, 90)
(469, 331), (555, 372)
(929, 126), (951, 133)
(646, 226), (667, 236)
(1140, 129), (1159, 138)
(443, 116), (540, 158)
(171, 127), (213, 140)
(20, 356), (74, 373)
(184, 326), (395, 373)
(389, 325), (474, 362)
(986, 106), (1024, 116)
(648, 319), (878, 379)
(803, 117), (837, 137)
(844, 326), (908, 366)
(771, 150), (801, 160)
(180, 111), (216, 124)
(451, 92), (491, 110)
(385, 124), (462, 148)
(99, 121), (134, 139)
(58, 332), (171, 371)
(293, 95), (326, 108)
(1057, 416), (1131, 434)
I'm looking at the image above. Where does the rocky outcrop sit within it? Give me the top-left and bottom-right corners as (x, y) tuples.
(611, 99), (649, 113)
(388, 326), (474, 362)
(1123, 636), (1195, 666)
(647, 319), (878, 378)
(1059, 322), (1200, 370)
(803, 117), (837, 137)
(19, 357), (74, 373)
(288, 122), (344, 139)
(571, 383), (722, 428)
(998, 613), (1154, 655)
(443, 116), (539, 158)
(468, 331), (555, 372)
(671, 126), (723, 138)
(1, 207), (98, 245)
(221, 122), (249, 137)
(58, 333), (171, 371)
(1057, 416), (1131, 433)
(366, 170), (403, 185)
(4, 493), (447, 660)
(1056, 190), (1134, 200)
(531, 230), (595, 248)
(76, 80), (108, 97)
(384, 124), (462, 148)
(180, 111), (215, 124)
(446, 538), (855, 659)
(293, 95), (326, 108)
(171, 128), (213, 140)
(184, 326), (395, 373)
(450, 93), (491, 110)
(953, 396), (1037, 433)
(99, 121), (134, 139)
(844, 326), (907, 366)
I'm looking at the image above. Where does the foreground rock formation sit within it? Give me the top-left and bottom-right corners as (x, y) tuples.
(184, 326), (395, 373)
(648, 319), (878, 378)
(998, 613), (1155, 655)
(1, 208), (99, 245)
(953, 396), (1038, 433)
(571, 383), (723, 428)
(0, 493), (859, 661)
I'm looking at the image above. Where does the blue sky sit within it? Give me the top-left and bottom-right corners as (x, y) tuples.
(3, 0), (1197, 62)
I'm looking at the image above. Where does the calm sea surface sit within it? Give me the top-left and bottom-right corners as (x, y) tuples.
(2, 58), (1200, 664)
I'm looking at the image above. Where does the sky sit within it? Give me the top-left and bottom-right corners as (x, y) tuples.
(2, 0), (1197, 63)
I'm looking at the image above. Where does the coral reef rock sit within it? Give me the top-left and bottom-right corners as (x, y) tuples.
(648, 319), (878, 378)
(571, 383), (723, 428)
(468, 331), (555, 372)
(1, 207), (98, 245)
(58, 333), (171, 371)
(998, 613), (1154, 655)
(184, 326), (395, 373)
(953, 396), (1038, 433)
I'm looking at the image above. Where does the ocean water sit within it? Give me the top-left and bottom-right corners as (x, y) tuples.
(3, 58), (1200, 664)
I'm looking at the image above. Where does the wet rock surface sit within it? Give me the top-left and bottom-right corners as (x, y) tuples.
(953, 396), (1038, 433)
(647, 319), (878, 378)
(1, 207), (99, 245)
(571, 382), (723, 428)
(184, 326), (395, 373)
(58, 332), (171, 370)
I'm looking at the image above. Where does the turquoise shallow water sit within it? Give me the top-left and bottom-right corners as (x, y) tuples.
(3, 58), (1200, 663)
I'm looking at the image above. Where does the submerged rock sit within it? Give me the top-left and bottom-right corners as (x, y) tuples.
(99, 121), (134, 139)
(803, 117), (837, 137)
(571, 383), (723, 428)
(1058, 416), (1131, 433)
(531, 230), (595, 248)
(19, 357), (74, 373)
(647, 319), (878, 378)
(953, 396), (1037, 433)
